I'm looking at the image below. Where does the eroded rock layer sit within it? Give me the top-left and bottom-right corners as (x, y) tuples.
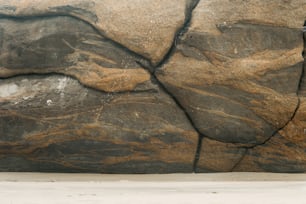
(0, 0), (306, 173)
(157, 0), (304, 146)
(0, 75), (198, 173)
(185, 0), (306, 173)
(0, 0), (196, 64)
(0, 16), (154, 92)
(231, 31), (306, 173)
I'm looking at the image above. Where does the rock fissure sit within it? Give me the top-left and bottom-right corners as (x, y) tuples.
(154, 0), (201, 68)
(230, 148), (248, 172)
(192, 134), (203, 172)
(140, 62), (206, 172)
(247, 97), (301, 150)
(299, 22), (306, 95)
(149, 0), (203, 172)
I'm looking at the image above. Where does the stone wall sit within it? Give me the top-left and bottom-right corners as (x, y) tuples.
(0, 0), (305, 173)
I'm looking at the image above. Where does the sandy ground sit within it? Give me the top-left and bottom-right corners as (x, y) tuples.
(0, 173), (306, 204)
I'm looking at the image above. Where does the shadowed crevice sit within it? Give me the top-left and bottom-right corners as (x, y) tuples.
(247, 98), (301, 150)
(153, 0), (201, 69)
(146, 0), (203, 172)
(192, 134), (203, 172)
(230, 149), (248, 172)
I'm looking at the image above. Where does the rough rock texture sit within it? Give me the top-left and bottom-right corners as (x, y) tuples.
(0, 75), (198, 173)
(0, 16), (154, 92)
(0, 0), (195, 65)
(0, 0), (200, 173)
(155, 0), (306, 172)
(0, 17), (157, 92)
(157, 0), (304, 146)
(0, 0), (306, 173)
(196, 138), (246, 172)
(232, 31), (306, 173)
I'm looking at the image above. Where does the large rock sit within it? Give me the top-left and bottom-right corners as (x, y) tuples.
(232, 99), (306, 173)
(0, 0), (306, 173)
(157, 0), (305, 146)
(0, 0), (201, 173)
(0, 16), (154, 92)
(188, 0), (306, 172)
(232, 35), (306, 173)
(0, 0), (196, 64)
(0, 75), (198, 173)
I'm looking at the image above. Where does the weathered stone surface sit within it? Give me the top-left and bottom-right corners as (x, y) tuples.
(0, 0), (195, 64)
(190, 0), (305, 34)
(156, 0), (305, 146)
(0, 16), (155, 92)
(0, 75), (198, 173)
(232, 48), (306, 173)
(0, 0), (306, 173)
(196, 138), (246, 172)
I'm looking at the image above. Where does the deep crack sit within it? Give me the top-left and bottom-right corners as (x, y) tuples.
(230, 148), (248, 172)
(247, 87), (301, 150)
(193, 134), (203, 172)
(150, 0), (202, 172)
(154, 0), (201, 68)
(133, 0), (202, 172)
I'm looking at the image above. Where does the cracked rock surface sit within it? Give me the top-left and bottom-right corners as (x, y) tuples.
(0, 0), (194, 65)
(0, 0), (306, 173)
(232, 31), (306, 173)
(156, 0), (306, 172)
(0, 75), (198, 173)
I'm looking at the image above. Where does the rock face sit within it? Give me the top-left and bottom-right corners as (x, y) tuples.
(156, 0), (306, 173)
(157, 0), (304, 146)
(0, 0), (195, 65)
(0, 75), (198, 173)
(0, 0), (306, 173)
(0, 16), (153, 92)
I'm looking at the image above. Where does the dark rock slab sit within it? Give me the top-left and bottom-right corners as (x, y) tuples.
(0, 0), (194, 64)
(156, 0), (306, 173)
(0, 75), (198, 173)
(156, 0), (304, 145)
(233, 67), (306, 173)
(0, 16), (154, 93)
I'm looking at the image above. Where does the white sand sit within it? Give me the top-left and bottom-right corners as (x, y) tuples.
(0, 173), (306, 204)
